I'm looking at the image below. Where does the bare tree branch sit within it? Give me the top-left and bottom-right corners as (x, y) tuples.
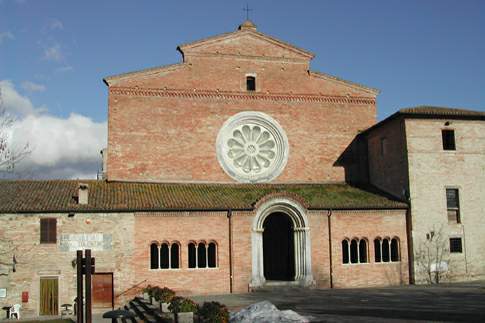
(0, 88), (31, 173)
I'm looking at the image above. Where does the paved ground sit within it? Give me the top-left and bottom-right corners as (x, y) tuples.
(191, 281), (485, 322)
(5, 282), (484, 322)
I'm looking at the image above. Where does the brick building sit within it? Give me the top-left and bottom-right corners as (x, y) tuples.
(0, 21), (482, 318)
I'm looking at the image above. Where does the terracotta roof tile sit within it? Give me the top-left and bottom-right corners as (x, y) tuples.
(399, 106), (485, 117)
(0, 180), (407, 213)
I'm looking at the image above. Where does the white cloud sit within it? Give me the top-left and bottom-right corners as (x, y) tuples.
(43, 44), (63, 61)
(21, 81), (46, 93)
(0, 80), (41, 116)
(48, 19), (64, 31)
(0, 31), (14, 45)
(11, 114), (106, 169)
(1, 80), (106, 179)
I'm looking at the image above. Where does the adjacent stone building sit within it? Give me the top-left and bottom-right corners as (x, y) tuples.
(0, 20), (482, 318)
(364, 107), (485, 283)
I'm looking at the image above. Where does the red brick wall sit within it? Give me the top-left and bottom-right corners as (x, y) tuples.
(106, 34), (377, 183)
(107, 94), (375, 183)
(330, 210), (409, 288)
(133, 212), (230, 295)
(133, 208), (407, 295)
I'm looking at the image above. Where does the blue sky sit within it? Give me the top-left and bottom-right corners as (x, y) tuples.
(1, 0), (484, 178)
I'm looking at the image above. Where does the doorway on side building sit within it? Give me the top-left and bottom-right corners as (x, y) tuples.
(263, 212), (295, 281)
(92, 273), (114, 309)
(40, 277), (58, 315)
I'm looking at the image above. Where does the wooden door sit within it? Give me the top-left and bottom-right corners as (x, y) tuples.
(92, 273), (113, 308)
(40, 277), (58, 315)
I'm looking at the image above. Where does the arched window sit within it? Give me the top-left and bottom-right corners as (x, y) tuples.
(208, 242), (217, 268)
(171, 243), (180, 269)
(390, 238), (400, 262)
(374, 238), (382, 262)
(188, 242), (196, 268)
(198, 242), (207, 268)
(187, 241), (219, 269)
(160, 243), (170, 269)
(382, 238), (390, 262)
(150, 243), (159, 269)
(343, 238), (368, 264)
(149, 241), (181, 269)
(350, 239), (358, 264)
(342, 240), (349, 264)
(359, 239), (368, 263)
(246, 76), (256, 91)
(374, 237), (400, 263)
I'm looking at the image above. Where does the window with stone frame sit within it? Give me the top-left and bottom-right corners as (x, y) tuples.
(374, 237), (400, 262)
(342, 238), (368, 264)
(449, 237), (463, 253)
(246, 76), (256, 91)
(446, 188), (460, 224)
(442, 129), (456, 150)
(188, 241), (218, 268)
(149, 241), (180, 269)
(40, 218), (57, 244)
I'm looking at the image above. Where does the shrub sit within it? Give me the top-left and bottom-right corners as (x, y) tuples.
(168, 296), (199, 313)
(142, 285), (153, 296)
(152, 287), (176, 303)
(198, 301), (229, 323)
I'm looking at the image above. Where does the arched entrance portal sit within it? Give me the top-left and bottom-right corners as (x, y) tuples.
(263, 213), (295, 281)
(251, 197), (315, 288)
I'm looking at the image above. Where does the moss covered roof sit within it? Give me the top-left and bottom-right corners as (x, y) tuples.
(0, 180), (407, 213)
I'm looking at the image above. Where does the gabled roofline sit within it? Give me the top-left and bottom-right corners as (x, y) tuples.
(310, 71), (380, 95)
(103, 63), (185, 86)
(177, 28), (315, 60)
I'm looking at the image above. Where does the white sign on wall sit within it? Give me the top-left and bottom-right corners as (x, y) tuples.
(0, 288), (6, 298)
(59, 233), (112, 252)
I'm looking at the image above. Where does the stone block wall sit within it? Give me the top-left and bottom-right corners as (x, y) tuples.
(0, 212), (135, 317)
(405, 118), (485, 282)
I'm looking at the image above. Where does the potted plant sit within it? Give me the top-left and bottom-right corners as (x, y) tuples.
(153, 287), (176, 312)
(169, 296), (198, 323)
(198, 301), (229, 323)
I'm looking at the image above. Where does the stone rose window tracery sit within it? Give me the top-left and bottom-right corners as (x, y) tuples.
(216, 111), (289, 183)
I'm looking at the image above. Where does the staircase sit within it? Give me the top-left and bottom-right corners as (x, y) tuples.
(119, 297), (174, 323)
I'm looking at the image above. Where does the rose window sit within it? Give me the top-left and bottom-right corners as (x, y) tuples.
(216, 111), (289, 183)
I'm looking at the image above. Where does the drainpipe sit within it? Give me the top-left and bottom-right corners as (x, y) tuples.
(327, 209), (333, 288)
(227, 209), (233, 293)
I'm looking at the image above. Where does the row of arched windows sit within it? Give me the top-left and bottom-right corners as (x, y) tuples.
(150, 241), (218, 269)
(150, 241), (180, 269)
(342, 237), (400, 264)
(188, 242), (217, 268)
(374, 237), (400, 262)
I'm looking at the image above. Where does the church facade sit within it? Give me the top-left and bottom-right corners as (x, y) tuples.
(1, 21), (483, 317)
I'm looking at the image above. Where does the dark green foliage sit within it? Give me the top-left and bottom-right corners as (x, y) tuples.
(198, 301), (229, 323)
(168, 296), (199, 313)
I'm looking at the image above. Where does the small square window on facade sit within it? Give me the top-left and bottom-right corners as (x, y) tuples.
(442, 129), (456, 150)
(246, 76), (256, 91)
(449, 237), (463, 253)
(446, 188), (460, 224)
(40, 218), (57, 244)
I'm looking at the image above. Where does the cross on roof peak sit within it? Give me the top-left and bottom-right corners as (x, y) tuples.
(243, 3), (253, 21)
